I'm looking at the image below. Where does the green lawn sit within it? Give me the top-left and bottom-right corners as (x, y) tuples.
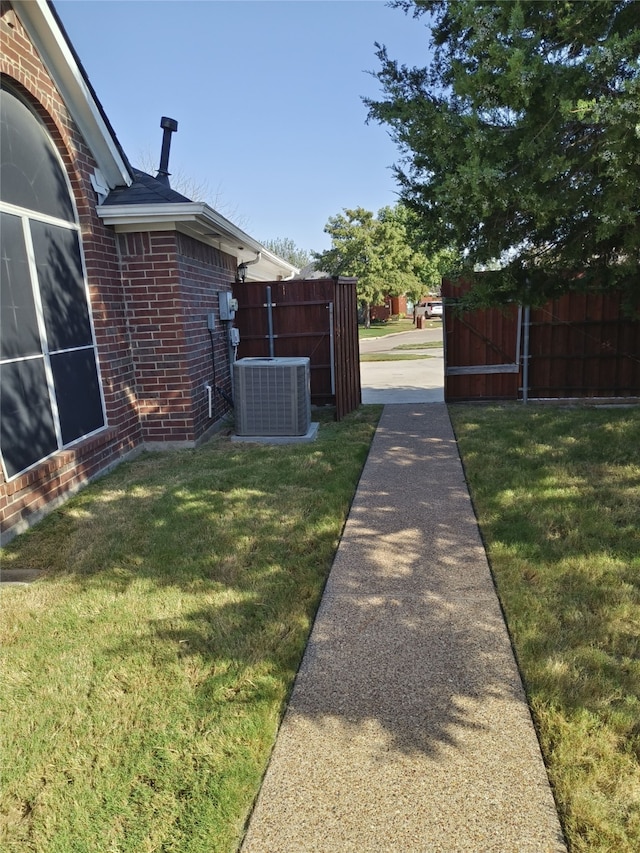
(2, 403), (638, 853)
(449, 403), (640, 853)
(391, 340), (442, 350)
(0, 407), (381, 853)
(359, 352), (436, 362)
(358, 317), (440, 338)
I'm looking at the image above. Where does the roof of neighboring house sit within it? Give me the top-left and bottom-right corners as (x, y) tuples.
(296, 262), (332, 280)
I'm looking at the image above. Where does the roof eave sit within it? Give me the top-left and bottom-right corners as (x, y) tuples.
(13, 0), (132, 189)
(96, 202), (299, 281)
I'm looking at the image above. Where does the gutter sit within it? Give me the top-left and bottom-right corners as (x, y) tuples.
(97, 201), (299, 281)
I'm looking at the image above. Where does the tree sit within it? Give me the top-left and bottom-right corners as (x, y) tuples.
(365, 1), (640, 307)
(313, 205), (433, 326)
(260, 237), (311, 269)
(389, 203), (461, 297)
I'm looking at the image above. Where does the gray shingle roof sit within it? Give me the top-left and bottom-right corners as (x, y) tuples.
(103, 169), (192, 205)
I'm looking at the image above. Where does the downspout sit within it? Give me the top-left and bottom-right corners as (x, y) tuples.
(236, 252), (261, 282)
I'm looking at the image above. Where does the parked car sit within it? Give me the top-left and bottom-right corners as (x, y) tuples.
(425, 300), (443, 319)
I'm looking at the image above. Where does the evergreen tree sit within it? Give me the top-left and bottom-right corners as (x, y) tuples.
(366, 0), (640, 307)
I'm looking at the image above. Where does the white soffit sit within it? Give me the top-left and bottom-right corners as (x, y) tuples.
(96, 202), (299, 281)
(14, 0), (131, 189)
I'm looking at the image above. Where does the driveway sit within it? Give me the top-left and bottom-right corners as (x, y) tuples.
(360, 325), (444, 404)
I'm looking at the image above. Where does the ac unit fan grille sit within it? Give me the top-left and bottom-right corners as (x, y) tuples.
(234, 358), (311, 436)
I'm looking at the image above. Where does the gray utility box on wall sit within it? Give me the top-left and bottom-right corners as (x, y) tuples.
(233, 357), (311, 436)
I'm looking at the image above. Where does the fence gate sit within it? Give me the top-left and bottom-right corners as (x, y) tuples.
(442, 280), (640, 402)
(233, 277), (361, 420)
(442, 286), (522, 400)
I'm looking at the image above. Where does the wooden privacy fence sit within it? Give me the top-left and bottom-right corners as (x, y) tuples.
(442, 280), (640, 401)
(232, 277), (361, 420)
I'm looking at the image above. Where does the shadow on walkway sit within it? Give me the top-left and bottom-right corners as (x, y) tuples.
(241, 404), (566, 852)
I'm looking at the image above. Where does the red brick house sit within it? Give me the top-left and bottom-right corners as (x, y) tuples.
(0, 0), (297, 543)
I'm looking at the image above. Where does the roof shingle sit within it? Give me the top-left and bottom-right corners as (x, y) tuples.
(103, 169), (192, 206)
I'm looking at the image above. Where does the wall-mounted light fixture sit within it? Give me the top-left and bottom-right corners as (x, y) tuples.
(236, 253), (261, 283)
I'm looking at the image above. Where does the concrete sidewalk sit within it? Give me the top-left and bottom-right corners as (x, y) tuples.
(240, 404), (567, 852)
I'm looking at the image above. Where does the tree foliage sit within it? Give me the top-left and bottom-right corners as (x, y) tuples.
(260, 237), (311, 269)
(366, 0), (640, 306)
(313, 205), (438, 323)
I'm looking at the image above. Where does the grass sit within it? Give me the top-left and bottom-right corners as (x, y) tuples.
(358, 318), (443, 338)
(360, 339), (442, 362)
(358, 318), (414, 338)
(5, 402), (638, 852)
(391, 340), (442, 351)
(449, 403), (640, 853)
(0, 406), (382, 853)
(359, 352), (436, 362)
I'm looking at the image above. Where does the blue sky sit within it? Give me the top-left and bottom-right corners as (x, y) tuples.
(55, 0), (433, 254)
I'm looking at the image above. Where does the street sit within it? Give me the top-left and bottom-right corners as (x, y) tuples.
(359, 325), (444, 404)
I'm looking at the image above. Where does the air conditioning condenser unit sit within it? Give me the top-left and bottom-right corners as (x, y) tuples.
(233, 357), (311, 436)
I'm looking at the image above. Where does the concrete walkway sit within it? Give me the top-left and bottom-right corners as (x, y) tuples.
(241, 403), (567, 852)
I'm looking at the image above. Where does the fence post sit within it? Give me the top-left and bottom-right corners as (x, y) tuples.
(265, 286), (275, 357)
(328, 302), (335, 395)
(522, 304), (531, 404)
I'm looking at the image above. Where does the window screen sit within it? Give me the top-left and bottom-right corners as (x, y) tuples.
(31, 220), (92, 352)
(52, 349), (105, 444)
(0, 81), (74, 221)
(1, 211), (40, 360)
(0, 359), (58, 479)
(0, 84), (106, 480)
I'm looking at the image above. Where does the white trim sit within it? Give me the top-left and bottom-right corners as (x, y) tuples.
(96, 201), (300, 282)
(0, 352), (42, 366)
(90, 169), (109, 204)
(0, 421), (109, 484)
(0, 199), (79, 230)
(21, 214), (64, 448)
(49, 341), (99, 357)
(12, 0), (131, 189)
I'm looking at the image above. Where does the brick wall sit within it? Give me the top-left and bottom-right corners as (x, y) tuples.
(176, 233), (236, 437)
(116, 232), (236, 445)
(1, 3), (142, 542)
(1, 4), (241, 543)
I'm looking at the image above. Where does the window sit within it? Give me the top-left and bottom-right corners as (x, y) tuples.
(0, 84), (106, 480)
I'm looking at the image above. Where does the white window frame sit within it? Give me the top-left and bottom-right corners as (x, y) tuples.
(0, 95), (107, 482)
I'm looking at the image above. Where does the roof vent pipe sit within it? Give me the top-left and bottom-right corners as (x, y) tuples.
(156, 116), (178, 187)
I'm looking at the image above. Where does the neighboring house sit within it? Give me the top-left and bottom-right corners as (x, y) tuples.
(295, 262), (331, 280)
(369, 295), (408, 323)
(0, 0), (297, 543)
